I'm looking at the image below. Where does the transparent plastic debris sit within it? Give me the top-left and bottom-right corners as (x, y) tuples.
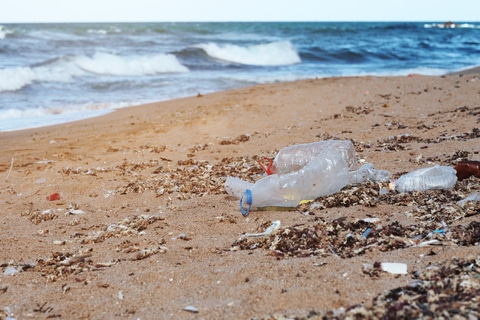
(457, 192), (480, 207)
(3, 266), (18, 276)
(394, 165), (457, 193)
(225, 146), (390, 216)
(381, 262), (407, 275)
(224, 177), (253, 199)
(238, 220), (280, 240)
(271, 140), (357, 174)
(348, 163), (391, 184)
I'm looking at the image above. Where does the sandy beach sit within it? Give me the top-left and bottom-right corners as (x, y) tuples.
(1, 73), (480, 319)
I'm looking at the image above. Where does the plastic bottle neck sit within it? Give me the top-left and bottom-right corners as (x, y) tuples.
(240, 189), (252, 216)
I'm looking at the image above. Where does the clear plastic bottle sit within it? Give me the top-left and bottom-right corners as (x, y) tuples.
(224, 142), (391, 216)
(271, 140), (357, 174)
(237, 148), (350, 216)
(394, 165), (457, 193)
(224, 177), (253, 199)
(348, 163), (391, 184)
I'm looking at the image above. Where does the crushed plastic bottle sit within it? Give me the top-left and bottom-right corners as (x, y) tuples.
(268, 140), (357, 175)
(348, 163), (391, 185)
(224, 177), (253, 199)
(394, 165), (457, 193)
(224, 146), (391, 216)
(239, 147), (350, 215)
(457, 192), (480, 206)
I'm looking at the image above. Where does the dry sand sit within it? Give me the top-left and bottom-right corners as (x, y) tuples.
(1, 73), (479, 319)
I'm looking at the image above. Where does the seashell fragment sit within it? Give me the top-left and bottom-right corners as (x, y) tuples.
(184, 305), (199, 313)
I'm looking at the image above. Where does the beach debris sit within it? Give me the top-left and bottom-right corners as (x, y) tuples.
(35, 159), (54, 164)
(35, 177), (46, 184)
(457, 192), (480, 206)
(5, 158), (14, 182)
(103, 189), (115, 198)
(454, 160), (480, 180)
(314, 255), (480, 319)
(3, 266), (18, 276)
(183, 305), (199, 313)
(361, 217), (380, 224)
(380, 262), (407, 275)
(47, 193), (61, 201)
(232, 219), (480, 259)
(2, 306), (15, 320)
(239, 220), (280, 240)
(21, 209), (58, 225)
(226, 140), (391, 215)
(361, 228), (371, 240)
(77, 214), (164, 244)
(65, 204), (85, 215)
(394, 165), (457, 193)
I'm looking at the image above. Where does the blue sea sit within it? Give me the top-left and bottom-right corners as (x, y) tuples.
(1, 22), (479, 132)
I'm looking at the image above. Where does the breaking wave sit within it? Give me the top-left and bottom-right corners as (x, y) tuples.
(193, 41), (301, 66)
(73, 52), (189, 76)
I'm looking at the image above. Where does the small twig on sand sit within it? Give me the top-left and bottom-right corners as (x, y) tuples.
(5, 158), (14, 182)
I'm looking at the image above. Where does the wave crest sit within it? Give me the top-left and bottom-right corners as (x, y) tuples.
(194, 41), (301, 66)
(0, 67), (36, 92)
(74, 52), (189, 76)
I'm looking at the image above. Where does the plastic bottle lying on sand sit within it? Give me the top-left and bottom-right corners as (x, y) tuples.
(394, 165), (457, 193)
(224, 147), (391, 216)
(224, 177), (253, 199)
(240, 148), (350, 215)
(268, 140), (357, 175)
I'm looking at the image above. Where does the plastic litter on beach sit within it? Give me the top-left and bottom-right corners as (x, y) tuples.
(380, 262), (407, 275)
(457, 192), (480, 207)
(453, 160), (480, 180)
(393, 165), (457, 193)
(183, 306), (199, 313)
(239, 220), (280, 240)
(3, 266), (18, 276)
(225, 140), (391, 216)
(47, 192), (61, 201)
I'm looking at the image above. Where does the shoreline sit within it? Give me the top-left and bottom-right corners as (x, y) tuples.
(2, 64), (480, 135)
(1, 73), (480, 319)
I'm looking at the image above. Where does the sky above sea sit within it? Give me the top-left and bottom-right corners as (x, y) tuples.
(1, 0), (479, 23)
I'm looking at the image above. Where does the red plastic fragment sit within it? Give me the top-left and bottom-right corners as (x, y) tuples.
(258, 157), (275, 175)
(47, 192), (61, 201)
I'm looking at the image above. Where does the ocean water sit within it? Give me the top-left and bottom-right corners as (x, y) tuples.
(1, 22), (479, 132)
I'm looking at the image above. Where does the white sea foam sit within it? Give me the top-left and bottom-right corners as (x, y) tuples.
(0, 25), (13, 39)
(0, 67), (36, 91)
(74, 52), (189, 76)
(424, 23), (480, 29)
(0, 52), (189, 92)
(0, 61), (84, 92)
(0, 101), (137, 132)
(194, 41), (301, 66)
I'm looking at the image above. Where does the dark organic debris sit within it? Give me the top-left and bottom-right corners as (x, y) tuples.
(324, 256), (480, 319)
(231, 220), (480, 259)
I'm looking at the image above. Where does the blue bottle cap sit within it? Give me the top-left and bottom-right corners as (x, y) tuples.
(240, 189), (252, 217)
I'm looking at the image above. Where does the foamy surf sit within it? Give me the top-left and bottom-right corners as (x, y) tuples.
(194, 41), (301, 66)
(73, 52), (189, 76)
(0, 101), (135, 132)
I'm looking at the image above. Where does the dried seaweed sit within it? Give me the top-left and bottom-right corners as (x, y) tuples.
(232, 219), (480, 259)
(78, 214), (164, 244)
(319, 256), (480, 319)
